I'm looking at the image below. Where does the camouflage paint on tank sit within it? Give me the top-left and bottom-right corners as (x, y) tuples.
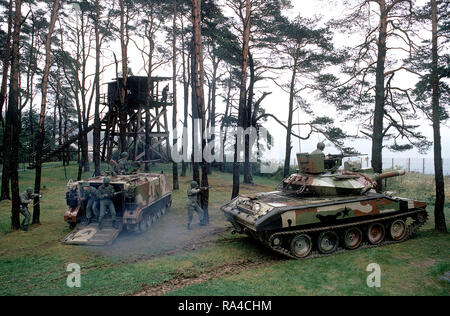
(283, 172), (374, 196)
(280, 197), (400, 228)
(122, 173), (171, 225)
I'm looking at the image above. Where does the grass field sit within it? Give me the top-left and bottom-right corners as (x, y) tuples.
(0, 163), (449, 296)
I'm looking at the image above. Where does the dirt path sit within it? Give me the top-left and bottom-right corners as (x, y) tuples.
(114, 227), (240, 264)
(133, 257), (281, 296)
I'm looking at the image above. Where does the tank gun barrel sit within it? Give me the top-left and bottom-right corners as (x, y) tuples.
(373, 170), (406, 181)
(328, 153), (367, 158)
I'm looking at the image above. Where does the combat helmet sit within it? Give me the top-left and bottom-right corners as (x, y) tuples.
(121, 152), (129, 159)
(190, 181), (199, 189)
(26, 187), (33, 194)
(81, 182), (90, 188)
(103, 177), (111, 184)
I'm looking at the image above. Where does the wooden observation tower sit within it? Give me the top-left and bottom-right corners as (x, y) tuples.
(101, 76), (173, 163)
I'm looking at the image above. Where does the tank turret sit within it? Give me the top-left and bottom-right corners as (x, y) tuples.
(281, 147), (406, 197)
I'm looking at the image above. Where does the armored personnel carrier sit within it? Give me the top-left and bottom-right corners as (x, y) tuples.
(221, 144), (428, 259)
(63, 173), (172, 246)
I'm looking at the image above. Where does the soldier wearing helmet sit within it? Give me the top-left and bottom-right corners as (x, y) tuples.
(310, 142), (326, 174)
(312, 142), (326, 156)
(98, 177), (118, 229)
(19, 187), (41, 231)
(186, 181), (207, 230)
(118, 152), (133, 175)
(79, 182), (100, 226)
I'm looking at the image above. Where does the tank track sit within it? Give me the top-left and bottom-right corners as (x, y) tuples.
(267, 209), (428, 260)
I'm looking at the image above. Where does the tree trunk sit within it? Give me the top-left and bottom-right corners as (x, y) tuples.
(119, 0), (128, 153)
(431, 0), (446, 232)
(33, 0), (60, 224)
(0, 0), (12, 126)
(192, 0), (209, 222)
(181, 21), (190, 177)
(93, 0), (101, 177)
(243, 52), (255, 184)
(221, 68), (232, 173)
(284, 54), (298, 178)
(371, 0), (387, 192)
(232, 0), (251, 199)
(191, 40), (200, 184)
(172, 0), (179, 190)
(210, 57), (218, 174)
(0, 0), (13, 200)
(8, 0), (22, 230)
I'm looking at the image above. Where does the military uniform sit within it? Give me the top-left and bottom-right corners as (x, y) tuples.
(98, 178), (117, 229)
(311, 142), (325, 157)
(117, 158), (128, 174)
(20, 189), (37, 230)
(161, 85), (169, 103)
(187, 181), (206, 230)
(80, 184), (100, 222)
(117, 152), (136, 175)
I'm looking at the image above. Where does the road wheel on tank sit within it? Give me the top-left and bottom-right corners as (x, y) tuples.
(343, 227), (363, 250)
(389, 219), (407, 241)
(290, 234), (312, 258)
(367, 223), (385, 245)
(415, 211), (428, 224)
(139, 215), (148, 232)
(317, 230), (339, 254)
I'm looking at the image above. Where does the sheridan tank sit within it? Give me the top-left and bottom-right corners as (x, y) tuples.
(221, 144), (428, 259)
(63, 173), (172, 246)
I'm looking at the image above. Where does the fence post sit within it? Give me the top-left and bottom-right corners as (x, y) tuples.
(392, 158), (394, 169)
(408, 158), (411, 173)
(423, 158), (425, 174)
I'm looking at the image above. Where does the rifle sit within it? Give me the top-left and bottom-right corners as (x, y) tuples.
(31, 193), (43, 207)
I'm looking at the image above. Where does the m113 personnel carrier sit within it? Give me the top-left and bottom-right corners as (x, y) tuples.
(221, 144), (428, 259)
(63, 173), (172, 246)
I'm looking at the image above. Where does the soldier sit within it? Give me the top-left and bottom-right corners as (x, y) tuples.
(19, 188), (41, 231)
(161, 84), (169, 103)
(186, 181), (207, 230)
(310, 142), (326, 173)
(118, 152), (131, 175)
(311, 142), (326, 156)
(108, 160), (120, 176)
(79, 182), (100, 225)
(98, 177), (118, 230)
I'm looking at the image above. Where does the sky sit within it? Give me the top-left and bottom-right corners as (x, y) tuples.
(90, 0), (449, 167)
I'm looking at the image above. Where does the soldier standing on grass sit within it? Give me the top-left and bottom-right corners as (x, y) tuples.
(98, 177), (118, 230)
(187, 181), (208, 230)
(19, 188), (41, 231)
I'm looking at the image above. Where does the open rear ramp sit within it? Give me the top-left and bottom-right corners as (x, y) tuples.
(62, 219), (123, 246)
